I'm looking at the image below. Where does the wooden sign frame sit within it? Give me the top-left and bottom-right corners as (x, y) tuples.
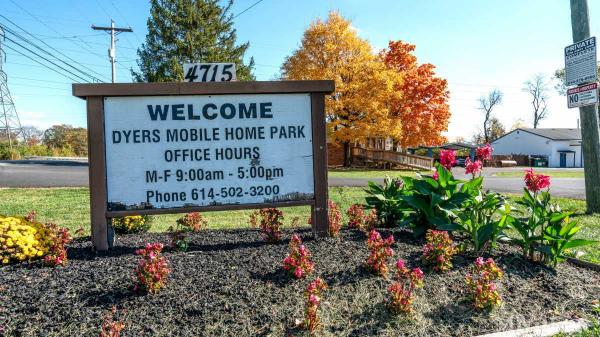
(73, 80), (334, 251)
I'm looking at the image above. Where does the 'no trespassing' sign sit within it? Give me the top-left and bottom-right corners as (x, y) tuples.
(567, 83), (598, 109)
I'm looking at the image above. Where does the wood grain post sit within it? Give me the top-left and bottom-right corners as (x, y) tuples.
(570, 0), (600, 213)
(311, 93), (329, 237)
(86, 96), (109, 251)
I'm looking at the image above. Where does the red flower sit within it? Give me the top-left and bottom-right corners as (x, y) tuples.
(439, 149), (456, 171)
(524, 168), (551, 193)
(476, 143), (493, 161)
(465, 158), (483, 177)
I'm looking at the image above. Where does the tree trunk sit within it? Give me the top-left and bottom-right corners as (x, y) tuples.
(343, 141), (351, 167)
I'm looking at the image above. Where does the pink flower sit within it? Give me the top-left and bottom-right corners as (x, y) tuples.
(524, 168), (551, 192)
(432, 171), (439, 181)
(465, 158), (483, 177)
(475, 257), (484, 267)
(294, 268), (303, 278)
(308, 294), (320, 305)
(476, 143), (493, 161)
(396, 259), (405, 270)
(299, 245), (307, 255)
(439, 149), (456, 171)
(412, 267), (424, 279)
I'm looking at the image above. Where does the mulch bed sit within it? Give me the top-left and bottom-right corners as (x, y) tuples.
(1, 228), (599, 337)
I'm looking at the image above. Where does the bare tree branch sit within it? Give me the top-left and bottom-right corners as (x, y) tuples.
(477, 89), (503, 143)
(523, 74), (549, 128)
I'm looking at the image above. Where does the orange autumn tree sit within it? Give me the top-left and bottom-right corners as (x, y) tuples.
(382, 41), (450, 147)
(281, 12), (402, 166)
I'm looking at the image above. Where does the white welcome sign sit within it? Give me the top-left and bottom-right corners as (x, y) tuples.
(103, 93), (314, 210)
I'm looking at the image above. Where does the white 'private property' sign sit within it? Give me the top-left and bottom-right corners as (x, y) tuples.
(103, 93), (314, 210)
(565, 36), (597, 86)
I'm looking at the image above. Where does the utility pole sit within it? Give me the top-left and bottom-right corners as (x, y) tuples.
(92, 20), (132, 83)
(570, 0), (600, 213)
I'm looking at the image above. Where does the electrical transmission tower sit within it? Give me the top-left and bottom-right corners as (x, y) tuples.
(0, 26), (22, 152)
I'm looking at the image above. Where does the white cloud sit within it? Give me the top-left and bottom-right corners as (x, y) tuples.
(15, 110), (66, 131)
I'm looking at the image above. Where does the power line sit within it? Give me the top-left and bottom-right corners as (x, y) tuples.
(8, 1), (109, 61)
(0, 22), (105, 82)
(110, 0), (143, 45)
(8, 82), (71, 91)
(3, 43), (86, 83)
(9, 75), (72, 84)
(4, 35), (92, 82)
(0, 14), (108, 81)
(233, 0), (265, 19)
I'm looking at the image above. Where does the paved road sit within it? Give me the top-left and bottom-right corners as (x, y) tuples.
(0, 160), (586, 199)
(0, 160), (88, 187)
(329, 177), (586, 199)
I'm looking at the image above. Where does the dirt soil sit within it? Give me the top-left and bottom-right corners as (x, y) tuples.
(1, 228), (599, 337)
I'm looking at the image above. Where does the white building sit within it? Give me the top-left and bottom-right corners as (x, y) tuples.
(492, 128), (582, 168)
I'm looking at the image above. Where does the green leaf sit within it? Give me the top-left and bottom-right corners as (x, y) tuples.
(563, 239), (598, 249)
(437, 223), (462, 231)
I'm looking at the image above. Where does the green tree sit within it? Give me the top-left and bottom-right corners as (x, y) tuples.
(133, 0), (254, 82)
(472, 117), (505, 144)
(43, 124), (88, 156)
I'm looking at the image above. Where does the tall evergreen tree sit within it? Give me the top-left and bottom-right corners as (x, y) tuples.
(133, 0), (254, 82)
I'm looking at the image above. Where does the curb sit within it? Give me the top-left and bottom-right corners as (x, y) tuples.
(567, 257), (600, 272)
(475, 319), (589, 337)
(24, 156), (88, 162)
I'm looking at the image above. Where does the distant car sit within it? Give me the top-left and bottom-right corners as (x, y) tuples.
(455, 158), (466, 167)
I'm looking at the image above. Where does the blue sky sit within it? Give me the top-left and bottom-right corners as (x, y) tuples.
(1, 0), (595, 140)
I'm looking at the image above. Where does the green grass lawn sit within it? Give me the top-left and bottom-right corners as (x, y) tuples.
(328, 168), (425, 179)
(493, 170), (584, 179)
(1, 186), (598, 264)
(0, 187), (366, 234)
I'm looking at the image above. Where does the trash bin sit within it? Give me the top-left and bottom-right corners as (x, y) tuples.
(532, 158), (547, 167)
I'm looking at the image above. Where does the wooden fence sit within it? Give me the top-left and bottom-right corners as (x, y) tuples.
(351, 147), (434, 170)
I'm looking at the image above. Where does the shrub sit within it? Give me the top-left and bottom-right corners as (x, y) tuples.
(112, 215), (152, 234)
(510, 169), (597, 265)
(169, 230), (190, 252)
(43, 222), (72, 267)
(0, 213), (71, 266)
(283, 234), (314, 279)
(422, 230), (457, 272)
(133, 243), (170, 294)
(176, 212), (207, 232)
(388, 259), (424, 314)
(365, 229), (394, 277)
(346, 204), (377, 231)
(365, 176), (407, 227)
(327, 200), (342, 237)
(250, 208), (284, 242)
(168, 212), (208, 252)
(304, 277), (327, 335)
(398, 163), (473, 237)
(440, 144), (511, 254)
(465, 257), (503, 310)
(100, 306), (125, 337)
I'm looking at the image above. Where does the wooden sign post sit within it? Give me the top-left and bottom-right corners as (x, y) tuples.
(73, 80), (334, 251)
